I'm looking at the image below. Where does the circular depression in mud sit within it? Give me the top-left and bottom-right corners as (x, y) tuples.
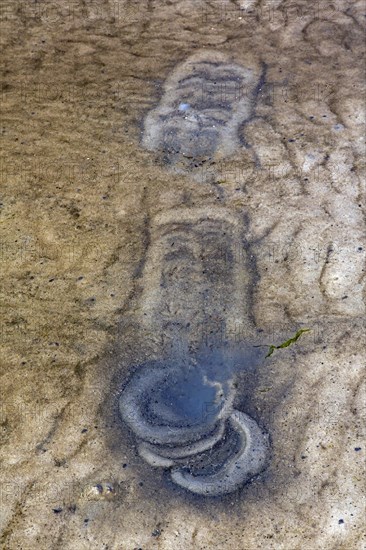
(118, 357), (270, 496)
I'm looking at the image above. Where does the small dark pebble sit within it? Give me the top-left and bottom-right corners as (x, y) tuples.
(152, 528), (161, 537)
(338, 519), (344, 524)
(354, 447), (361, 451)
(122, 463), (127, 468)
(84, 518), (89, 524)
(81, 428), (88, 433)
(53, 508), (63, 514)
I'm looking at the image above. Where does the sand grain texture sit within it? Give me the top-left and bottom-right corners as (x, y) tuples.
(0, 0), (365, 548)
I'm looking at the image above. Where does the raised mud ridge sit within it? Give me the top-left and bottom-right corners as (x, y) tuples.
(119, 206), (269, 496)
(142, 50), (261, 178)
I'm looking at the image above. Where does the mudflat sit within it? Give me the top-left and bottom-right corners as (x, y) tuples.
(1, 1), (365, 549)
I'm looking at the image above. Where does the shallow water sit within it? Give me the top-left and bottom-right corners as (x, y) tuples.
(1, 1), (365, 548)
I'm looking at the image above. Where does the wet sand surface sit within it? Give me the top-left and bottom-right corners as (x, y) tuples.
(1, 1), (365, 548)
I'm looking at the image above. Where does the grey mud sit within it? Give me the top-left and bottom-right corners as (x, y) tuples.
(103, 52), (306, 504)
